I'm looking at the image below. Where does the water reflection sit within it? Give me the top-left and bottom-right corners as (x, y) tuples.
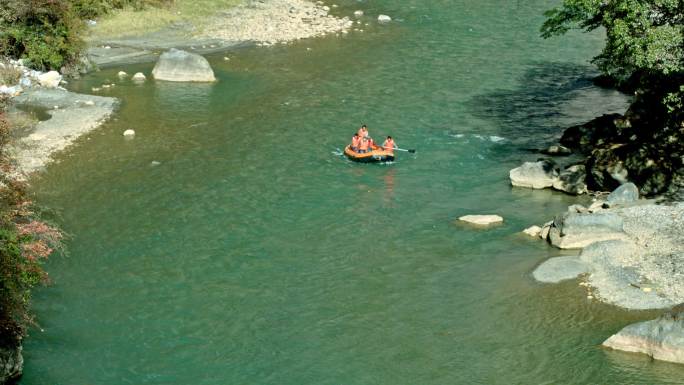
(152, 80), (215, 119)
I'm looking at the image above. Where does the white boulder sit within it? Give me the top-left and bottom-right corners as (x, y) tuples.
(152, 48), (216, 82)
(458, 215), (503, 226)
(378, 15), (392, 23)
(132, 72), (146, 81)
(123, 129), (135, 137)
(509, 160), (558, 189)
(38, 71), (62, 88)
(354, 10), (364, 17)
(117, 71), (128, 78)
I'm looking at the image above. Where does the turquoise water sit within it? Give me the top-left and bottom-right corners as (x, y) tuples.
(20, 1), (684, 384)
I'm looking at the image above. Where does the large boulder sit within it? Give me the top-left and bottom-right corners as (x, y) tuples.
(152, 49), (216, 82)
(606, 182), (639, 206)
(603, 306), (684, 364)
(552, 164), (588, 195)
(548, 211), (626, 249)
(509, 160), (558, 189)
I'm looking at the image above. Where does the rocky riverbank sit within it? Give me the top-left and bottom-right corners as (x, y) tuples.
(87, 0), (361, 67)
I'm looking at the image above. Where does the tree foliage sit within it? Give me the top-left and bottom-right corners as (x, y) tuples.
(541, 0), (683, 81)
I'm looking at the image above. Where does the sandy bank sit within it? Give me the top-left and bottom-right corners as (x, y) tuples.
(87, 0), (355, 67)
(8, 89), (118, 178)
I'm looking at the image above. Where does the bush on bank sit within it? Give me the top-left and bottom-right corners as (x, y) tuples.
(0, 98), (62, 348)
(0, 0), (171, 71)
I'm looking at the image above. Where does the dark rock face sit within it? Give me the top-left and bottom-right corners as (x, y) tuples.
(553, 164), (588, 195)
(0, 345), (23, 383)
(558, 89), (683, 196)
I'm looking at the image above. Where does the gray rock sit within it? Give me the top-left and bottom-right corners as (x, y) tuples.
(378, 14), (392, 23)
(552, 164), (588, 195)
(523, 225), (542, 237)
(0, 345), (23, 383)
(540, 221), (552, 240)
(152, 48), (216, 82)
(548, 211), (626, 249)
(603, 307), (684, 364)
(606, 182), (639, 206)
(533, 256), (591, 283)
(509, 160), (558, 189)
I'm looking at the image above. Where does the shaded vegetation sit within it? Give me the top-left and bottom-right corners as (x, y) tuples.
(541, 0), (684, 196)
(0, 98), (62, 349)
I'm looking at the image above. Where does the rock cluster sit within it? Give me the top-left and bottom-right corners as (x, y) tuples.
(200, 0), (354, 45)
(0, 59), (64, 97)
(531, 185), (683, 310)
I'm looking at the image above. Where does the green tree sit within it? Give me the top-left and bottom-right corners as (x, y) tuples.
(541, 0), (683, 81)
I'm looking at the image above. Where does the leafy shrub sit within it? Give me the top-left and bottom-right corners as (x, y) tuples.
(0, 0), (84, 71)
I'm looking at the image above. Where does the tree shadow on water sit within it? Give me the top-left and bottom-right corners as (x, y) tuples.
(467, 62), (602, 148)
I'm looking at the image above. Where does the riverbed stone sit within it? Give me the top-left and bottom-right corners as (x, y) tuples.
(378, 14), (392, 23)
(540, 144), (572, 156)
(548, 211), (626, 249)
(603, 307), (684, 364)
(509, 160), (559, 189)
(533, 256), (591, 283)
(458, 215), (503, 226)
(152, 49), (216, 82)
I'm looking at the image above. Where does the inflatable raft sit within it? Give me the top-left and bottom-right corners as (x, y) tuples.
(344, 145), (395, 163)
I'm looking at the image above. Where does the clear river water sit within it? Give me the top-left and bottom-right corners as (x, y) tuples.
(20, 0), (684, 384)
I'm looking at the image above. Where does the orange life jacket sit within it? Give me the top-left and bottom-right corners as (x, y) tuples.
(358, 137), (369, 151)
(351, 136), (360, 148)
(383, 139), (395, 152)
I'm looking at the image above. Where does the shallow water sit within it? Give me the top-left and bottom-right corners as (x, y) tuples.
(20, 1), (684, 384)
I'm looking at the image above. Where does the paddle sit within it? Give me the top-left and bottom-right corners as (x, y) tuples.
(382, 146), (416, 153)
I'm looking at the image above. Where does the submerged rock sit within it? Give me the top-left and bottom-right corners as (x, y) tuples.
(509, 160), (558, 189)
(533, 256), (591, 283)
(458, 215), (503, 226)
(603, 307), (684, 364)
(152, 49), (216, 82)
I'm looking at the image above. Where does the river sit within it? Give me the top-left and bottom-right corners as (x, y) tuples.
(20, 1), (684, 384)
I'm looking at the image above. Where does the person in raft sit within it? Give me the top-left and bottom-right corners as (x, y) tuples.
(382, 136), (397, 154)
(357, 135), (371, 153)
(351, 133), (361, 152)
(358, 124), (369, 138)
